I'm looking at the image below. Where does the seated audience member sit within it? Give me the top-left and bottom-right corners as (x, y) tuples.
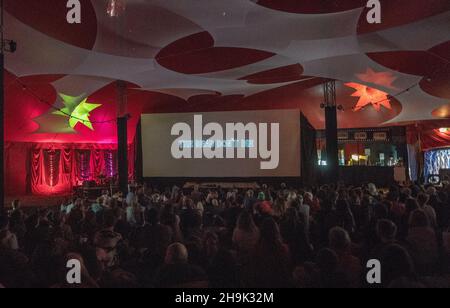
(160, 204), (183, 242)
(295, 248), (349, 288)
(134, 208), (172, 258)
(297, 195), (311, 234)
(232, 211), (260, 260)
(154, 243), (208, 288)
(370, 219), (399, 259)
(380, 244), (424, 288)
(244, 218), (292, 288)
(304, 191), (320, 215)
(180, 203), (204, 240)
(206, 244), (239, 288)
(399, 198), (420, 239)
(367, 183), (379, 199)
(434, 191), (450, 230)
(406, 210), (439, 275)
(9, 200), (26, 242)
(94, 218), (123, 270)
(243, 190), (257, 211)
(279, 207), (313, 265)
(335, 199), (356, 235)
(126, 199), (143, 227)
(328, 227), (362, 288)
(3, 181), (450, 289)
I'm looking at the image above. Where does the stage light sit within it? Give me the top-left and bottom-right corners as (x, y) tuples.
(107, 0), (126, 17)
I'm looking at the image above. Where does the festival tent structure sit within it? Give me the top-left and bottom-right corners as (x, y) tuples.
(3, 0), (450, 195)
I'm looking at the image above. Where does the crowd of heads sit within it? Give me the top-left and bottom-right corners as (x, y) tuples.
(1, 181), (450, 288)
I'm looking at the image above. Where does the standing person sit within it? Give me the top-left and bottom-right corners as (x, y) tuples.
(417, 193), (437, 229)
(329, 227), (362, 288)
(0, 216), (19, 250)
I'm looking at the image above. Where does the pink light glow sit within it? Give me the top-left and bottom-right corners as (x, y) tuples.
(345, 82), (392, 112)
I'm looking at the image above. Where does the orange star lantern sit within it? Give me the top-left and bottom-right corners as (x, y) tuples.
(345, 82), (392, 112)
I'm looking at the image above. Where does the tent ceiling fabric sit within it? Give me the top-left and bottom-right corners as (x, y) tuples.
(3, 0), (450, 144)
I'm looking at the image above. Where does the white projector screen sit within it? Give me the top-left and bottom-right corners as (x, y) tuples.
(141, 109), (301, 177)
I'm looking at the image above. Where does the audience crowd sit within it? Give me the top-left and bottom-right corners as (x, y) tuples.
(1, 181), (450, 288)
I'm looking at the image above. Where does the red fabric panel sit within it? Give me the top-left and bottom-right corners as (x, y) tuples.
(5, 142), (135, 197)
(406, 123), (450, 150)
(421, 129), (450, 151)
(89, 149), (106, 181)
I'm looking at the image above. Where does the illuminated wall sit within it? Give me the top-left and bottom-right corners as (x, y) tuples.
(424, 148), (450, 181)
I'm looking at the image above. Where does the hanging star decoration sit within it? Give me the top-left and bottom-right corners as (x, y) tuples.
(356, 68), (398, 90)
(52, 93), (102, 130)
(345, 83), (392, 112)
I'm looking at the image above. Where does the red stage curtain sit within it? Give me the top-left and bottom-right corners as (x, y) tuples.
(90, 149), (106, 181)
(5, 142), (136, 196)
(31, 149), (73, 195)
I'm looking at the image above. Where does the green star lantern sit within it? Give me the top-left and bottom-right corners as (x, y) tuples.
(53, 93), (102, 131)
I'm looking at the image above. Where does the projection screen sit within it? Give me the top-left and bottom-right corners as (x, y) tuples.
(141, 109), (300, 177)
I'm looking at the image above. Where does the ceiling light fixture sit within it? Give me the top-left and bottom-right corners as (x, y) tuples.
(345, 82), (392, 112)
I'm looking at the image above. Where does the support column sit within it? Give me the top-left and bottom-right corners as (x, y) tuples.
(0, 0), (5, 212)
(116, 80), (128, 196)
(323, 81), (339, 183)
(0, 53), (4, 213)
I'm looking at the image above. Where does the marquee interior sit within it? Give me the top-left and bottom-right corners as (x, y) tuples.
(3, 0), (450, 195)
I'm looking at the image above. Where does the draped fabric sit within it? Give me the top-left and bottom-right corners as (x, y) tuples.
(407, 143), (420, 182)
(421, 129), (450, 151)
(32, 149), (73, 195)
(407, 123), (450, 151)
(5, 142), (136, 196)
(406, 124), (450, 183)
